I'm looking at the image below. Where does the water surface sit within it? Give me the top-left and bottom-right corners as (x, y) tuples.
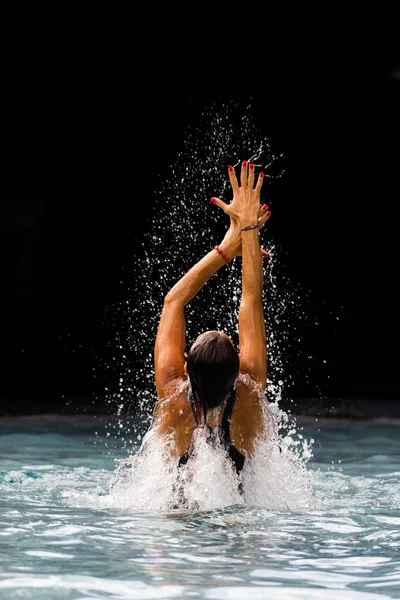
(0, 416), (399, 599)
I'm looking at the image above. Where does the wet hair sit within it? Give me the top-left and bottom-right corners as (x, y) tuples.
(186, 331), (239, 421)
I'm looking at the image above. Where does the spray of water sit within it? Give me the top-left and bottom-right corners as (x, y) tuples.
(91, 99), (321, 510)
(105, 373), (315, 512)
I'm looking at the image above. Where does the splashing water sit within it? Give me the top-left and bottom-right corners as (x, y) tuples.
(94, 374), (315, 513)
(99, 101), (311, 423)
(94, 100), (319, 511)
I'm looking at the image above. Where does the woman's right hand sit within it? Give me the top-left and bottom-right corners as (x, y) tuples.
(211, 161), (265, 228)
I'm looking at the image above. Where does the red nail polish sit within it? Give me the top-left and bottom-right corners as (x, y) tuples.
(260, 172), (264, 178)
(210, 197), (216, 204)
(243, 160), (247, 166)
(266, 211), (271, 217)
(228, 165), (233, 172)
(262, 204), (269, 210)
(249, 163), (254, 169)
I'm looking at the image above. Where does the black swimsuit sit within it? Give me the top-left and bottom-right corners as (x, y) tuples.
(178, 387), (245, 474)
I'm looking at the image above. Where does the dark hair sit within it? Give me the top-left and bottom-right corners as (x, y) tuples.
(186, 331), (239, 421)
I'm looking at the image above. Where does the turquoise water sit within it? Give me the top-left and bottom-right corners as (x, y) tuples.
(0, 416), (399, 599)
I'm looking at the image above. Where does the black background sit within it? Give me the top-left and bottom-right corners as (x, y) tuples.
(2, 58), (399, 417)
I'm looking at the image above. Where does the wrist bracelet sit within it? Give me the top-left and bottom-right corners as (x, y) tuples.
(241, 224), (259, 231)
(214, 245), (230, 264)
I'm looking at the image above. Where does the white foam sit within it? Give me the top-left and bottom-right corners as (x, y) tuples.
(102, 382), (315, 513)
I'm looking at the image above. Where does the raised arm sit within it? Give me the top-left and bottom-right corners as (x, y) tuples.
(238, 162), (268, 388)
(154, 223), (241, 400)
(211, 162), (270, 390)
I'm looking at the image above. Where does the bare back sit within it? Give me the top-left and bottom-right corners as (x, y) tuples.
(154, 372), (269, 460)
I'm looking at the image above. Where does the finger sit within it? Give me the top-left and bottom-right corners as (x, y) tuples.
(258, 209), (271, 230)
(248, 162), (255, 190)
(255, 171), (264, 196)
(210, 197), (230, 214)
(261, 248), (269, 259)
(228, 165), (240, 196)
(258, 204), (268, 218)
(240, 160), (248, 188)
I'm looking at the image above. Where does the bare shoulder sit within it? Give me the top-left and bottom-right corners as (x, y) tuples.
(230, 373), (273, 456)
(235, 372), (266, 409)
(155, 377), (191, 423)
(154, 376), (195, 457)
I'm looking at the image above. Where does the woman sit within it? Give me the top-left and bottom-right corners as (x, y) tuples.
(154, 160), (273, 476)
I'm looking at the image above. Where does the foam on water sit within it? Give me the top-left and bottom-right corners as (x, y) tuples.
(82, 375), (314, 513)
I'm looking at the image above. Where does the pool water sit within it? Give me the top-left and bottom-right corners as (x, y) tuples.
(0, 416), (399, 599)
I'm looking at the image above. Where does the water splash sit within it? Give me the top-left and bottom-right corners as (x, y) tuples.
(102, 373), (315, 513)
(90, 99), (324, 508)
(97, 100), (314, 433)
(104, 428), (314, 513)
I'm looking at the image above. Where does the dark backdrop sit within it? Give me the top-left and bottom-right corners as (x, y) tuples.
(2, 60), (399, 417)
